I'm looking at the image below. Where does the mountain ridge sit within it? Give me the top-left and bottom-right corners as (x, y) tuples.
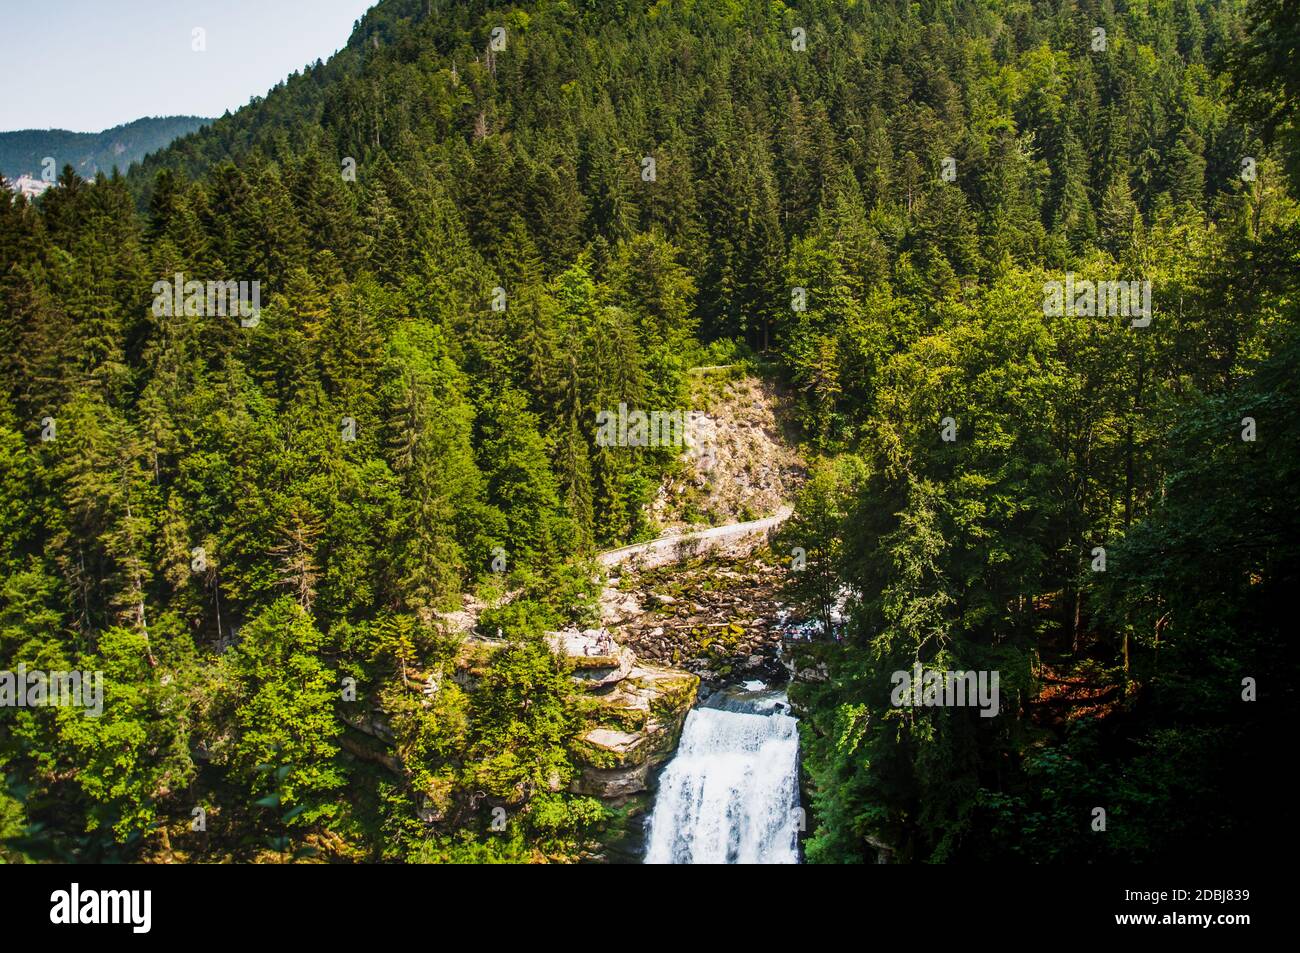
(0, 115), (211, 181)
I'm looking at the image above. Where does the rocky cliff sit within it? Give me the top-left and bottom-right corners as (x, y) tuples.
(549, 628), (699, 800)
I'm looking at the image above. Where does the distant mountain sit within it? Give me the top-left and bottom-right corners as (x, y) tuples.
(0, 115), (210, 181)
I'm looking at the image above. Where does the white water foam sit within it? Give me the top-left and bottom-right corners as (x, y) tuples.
(644, 697), (800, 864)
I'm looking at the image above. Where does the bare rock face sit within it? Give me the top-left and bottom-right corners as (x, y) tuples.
(648, 373), (804, 533)
(577, 764), (654, 799)
(543, 626), (699, 800)
(599, 587), (643, 627)
(569, 664), (700, 800)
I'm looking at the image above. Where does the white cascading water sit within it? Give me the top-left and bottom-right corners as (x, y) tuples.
(644, 687), (801, 864)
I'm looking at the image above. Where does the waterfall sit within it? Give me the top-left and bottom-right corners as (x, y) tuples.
(644, 687), (801, 864)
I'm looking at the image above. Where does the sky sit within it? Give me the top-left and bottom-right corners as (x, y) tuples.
(0, 0), (377, 132)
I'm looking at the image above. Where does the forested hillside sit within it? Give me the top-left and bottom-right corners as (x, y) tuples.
(0, 117), (211, 181)
(1, 0), (1296, 863)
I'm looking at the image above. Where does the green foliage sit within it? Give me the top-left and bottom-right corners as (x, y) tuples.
(219, 599), (344, 825)
(776, 455), (865, 638)
(0, 0), (1295, 864)
(56, 625), (195, 841)
(465, 634), (579, 803)
(793, 232), (1299, 863)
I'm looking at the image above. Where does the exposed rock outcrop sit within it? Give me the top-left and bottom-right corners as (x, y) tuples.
(547, 628), (699, 801)
(649, 372), (804, 532)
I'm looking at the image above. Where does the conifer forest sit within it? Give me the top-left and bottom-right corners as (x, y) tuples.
(0, 0), (1296, 886)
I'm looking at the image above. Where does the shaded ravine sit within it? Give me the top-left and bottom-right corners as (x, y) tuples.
(643, 684), (801, 864)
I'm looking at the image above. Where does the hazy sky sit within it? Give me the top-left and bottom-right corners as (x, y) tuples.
(0, 0), (376, 132)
